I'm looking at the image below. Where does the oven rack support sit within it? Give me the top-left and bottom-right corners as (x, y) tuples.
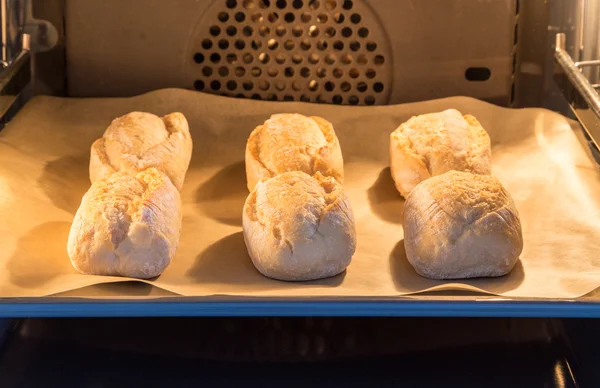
(554, 32), (600, 162)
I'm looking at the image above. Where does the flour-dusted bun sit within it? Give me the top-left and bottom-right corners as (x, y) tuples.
(245, 113), (344, 191)
(90, 111), (192, 190)
(403, 170), (523, 280)
(390, 109), (491, 197)
(242, 171), (356, 281)
(68, 168), (181, 279)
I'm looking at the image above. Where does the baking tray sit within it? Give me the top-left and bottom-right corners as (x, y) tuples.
(1, 89), (600, 317)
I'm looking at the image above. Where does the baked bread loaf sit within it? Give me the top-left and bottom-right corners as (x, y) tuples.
(390, 109), (491, 197)
(242, 171), (356, 281)
(245, 113), (344, 191)
(68, 168), (182, 279)
(403, 170), (523, 280)
(90, 111), (192, 191)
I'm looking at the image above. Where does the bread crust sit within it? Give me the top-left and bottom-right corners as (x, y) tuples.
(242, 171), (356, 281)
(245, 114), (344, 191)
(403, 170), (523, 280)
(390, 109), (491, 197)
(90, 111), (192, 190)
(68, 168), (182, 279)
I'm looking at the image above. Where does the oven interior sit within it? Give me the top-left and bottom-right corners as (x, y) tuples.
(1, 0), (600, 385)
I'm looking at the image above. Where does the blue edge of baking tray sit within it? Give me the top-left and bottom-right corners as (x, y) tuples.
(0, 298), (600, 318)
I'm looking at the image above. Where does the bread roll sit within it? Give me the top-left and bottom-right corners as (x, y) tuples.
(403, 170), (523, 280)
(68, 168), (182, 279)
(90, 111), (192, 190)
(242, 171), (356, 281)
(390, 109), (491, 197)
(245, 113), (343, 191)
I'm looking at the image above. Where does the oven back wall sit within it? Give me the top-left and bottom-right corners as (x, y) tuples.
(64, 0), (518, 106)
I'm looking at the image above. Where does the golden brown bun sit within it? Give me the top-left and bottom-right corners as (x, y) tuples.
(245, 113), (344, 191)
(390, 109), (491, 197)
(90, 111), (192, 190)
(403, 170), (523, 280)
(67, 168), (182, 279)
(242, 171), (356, 281)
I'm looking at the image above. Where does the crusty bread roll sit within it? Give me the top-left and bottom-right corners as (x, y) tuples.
(403, 170), (523, 280)
(242, 171), (356, 281)
(245, 113), (344, 191)
(390, 109), (491, 197)
(68, 168), (182, 279)
(90, 111), (192, 191)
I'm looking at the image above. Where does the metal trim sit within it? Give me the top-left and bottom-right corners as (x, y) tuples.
(2, 298), (600, 318)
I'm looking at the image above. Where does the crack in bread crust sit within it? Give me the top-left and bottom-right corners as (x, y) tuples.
(90, 112), (192, 191)
(68, 166), (181, 279)
(245, 114), (344, 191)
(242, 170), (356, 281)
(403, 170), (522, 280)
(390, 109), (492, 197)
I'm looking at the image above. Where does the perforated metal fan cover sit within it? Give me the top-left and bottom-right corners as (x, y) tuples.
(186, 0), (392, 105)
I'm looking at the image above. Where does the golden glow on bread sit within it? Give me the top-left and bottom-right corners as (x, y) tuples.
(256, 114), (328, 174)
(390, 109), (491, 197)
(104, 113), (169, 161)
(245, 114), (344, 191)
(90, 112), (192, 190)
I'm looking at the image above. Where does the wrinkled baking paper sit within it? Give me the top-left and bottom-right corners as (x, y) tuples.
(0, 89), (599, 298)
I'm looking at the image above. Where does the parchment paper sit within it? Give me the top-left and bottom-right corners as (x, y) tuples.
(1, 89), (599, 298)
